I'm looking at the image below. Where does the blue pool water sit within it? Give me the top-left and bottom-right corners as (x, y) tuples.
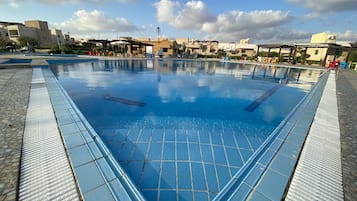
(50, 59), (322, 201)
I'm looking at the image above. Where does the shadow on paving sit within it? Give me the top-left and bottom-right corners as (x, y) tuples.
(336, 69), (357, 201)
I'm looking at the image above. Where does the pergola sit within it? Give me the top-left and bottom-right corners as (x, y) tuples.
(257, 44), (296, 62)
(87, 39), (153, 56)
(257, 43), (355, 66)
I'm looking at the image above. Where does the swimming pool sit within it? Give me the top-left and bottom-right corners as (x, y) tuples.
(50, 59), (322, 201)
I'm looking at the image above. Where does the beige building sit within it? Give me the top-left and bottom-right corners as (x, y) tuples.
(183, 40), (218, 55)
(51, 29), (65, 46)
(7, 24), (37, 42)
(1, 20), (63, 47)
(219, 39), (257, 58)
(25, 20), (52, 46)
(305, 32), (350, 66)
(310, 32), (336, 44)
(176, 38), (189, 44)
(138, 37), (177, 57)
(0, 27), (10, 43)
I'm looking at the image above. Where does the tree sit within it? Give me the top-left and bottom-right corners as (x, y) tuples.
(49, 44), (61, 54)
(216, 49), (226, 58)
(269, 51), (280, 57)
(17, 36), (38, 47)
(60, 44), (74, 54)
(49, 44), (75, 54)
(348, 50), (357, 62)
(0, 38), (7, 48)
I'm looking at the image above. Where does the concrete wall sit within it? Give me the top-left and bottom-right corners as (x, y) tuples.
(7, 24), (37, 42)
(0, 27), (10, 42)
(310, 32), (336, 44)
(51, 29), (65, 45)
(25, 20), (52, 46)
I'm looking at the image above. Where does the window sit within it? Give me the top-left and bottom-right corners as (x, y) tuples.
(163, 48), (168, 52)
(8, 30), (19, 38)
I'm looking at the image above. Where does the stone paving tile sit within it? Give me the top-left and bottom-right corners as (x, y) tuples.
(336, 69), (357, 201)
(0, 68), (31, 201)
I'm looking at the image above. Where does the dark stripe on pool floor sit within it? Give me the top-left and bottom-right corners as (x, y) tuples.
(104, 94), (146, 107)
(245, 84), (283, 112)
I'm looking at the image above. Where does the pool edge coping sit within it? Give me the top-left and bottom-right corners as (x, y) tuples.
(213, 69), (330, 200)
(41, 65), (146, 201)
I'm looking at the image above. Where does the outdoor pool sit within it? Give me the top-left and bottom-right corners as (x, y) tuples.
(50, 59), (322, 201)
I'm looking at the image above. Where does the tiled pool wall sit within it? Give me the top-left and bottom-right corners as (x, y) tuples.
(41, 66), (145, 201)
(40, 59), (328, 201)
(46, 58), (98, 64)
(1, 58), (32, 64)
(214, 70), (329, 200)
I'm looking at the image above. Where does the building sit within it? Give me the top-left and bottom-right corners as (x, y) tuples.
(138, 37), (177, 57)
(180, 39), (218, 56)
(0, 26), (10, 43)
(305, 32), (350, 66)
(0, 20), (71, 49)
(219, 39), (257, 58)
(25, 20), (52, 46)
(6, 24), (38, 43)
(310, 32), (336, 43)
(51, 29), (65, 46)
(235, 43), (258, 58)
(255, 32), (354, 66)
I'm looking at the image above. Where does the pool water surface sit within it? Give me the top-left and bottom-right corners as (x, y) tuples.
(50, 59), (322, 201)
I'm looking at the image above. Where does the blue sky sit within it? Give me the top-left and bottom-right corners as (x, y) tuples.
(1, 0), (357, 43)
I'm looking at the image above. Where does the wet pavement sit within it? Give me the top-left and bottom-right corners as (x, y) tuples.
(0, 68), (31, 201)
(336, 69), (357, 201)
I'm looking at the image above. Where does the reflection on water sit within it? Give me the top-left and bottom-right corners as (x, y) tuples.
(50, 59), (323, 125)
(49, 59), (325, 201)
(51, 59), (322, 91)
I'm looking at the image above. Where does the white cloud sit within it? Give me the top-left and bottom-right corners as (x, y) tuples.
(287, 0), (357, 13)
(154, 0), (179, 22)
(155, 0), (215, 30)
(336, 30), (357, 42)
(172, 1), (215, 29)
(54, 10), (139, 38)
(37, 0), (82, 4)
(154, 1), (295, 42)
(0, 0), (21, 7)
(37, 0), (138, 4)
(274, 29), (312, 42)
(203, 10), (291, 33)
(205, 27), (311, 43)
(9, 2), (20, 8)
(0, 0), (138, 8)
(302, 13), (319, 21)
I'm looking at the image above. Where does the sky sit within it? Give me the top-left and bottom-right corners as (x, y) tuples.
(1, 0), (357, 43)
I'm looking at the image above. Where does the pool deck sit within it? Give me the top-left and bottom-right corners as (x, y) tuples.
(0, 55), (356, 200)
